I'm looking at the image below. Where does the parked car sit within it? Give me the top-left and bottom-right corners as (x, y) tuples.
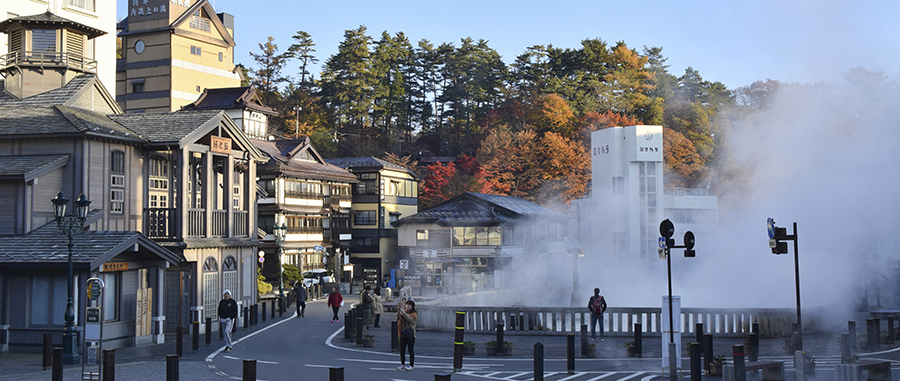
(302, 269), (332, 288)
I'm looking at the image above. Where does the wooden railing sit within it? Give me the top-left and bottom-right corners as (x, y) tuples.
(416, 305), (821, 338)
(232, 210), (249, 237)
(211, 209), (227, 237)
(146, 208), (177, 239)
(148, 208), (249, 239)
(0, 51), (98, 72)
(187, 208), (205, 238)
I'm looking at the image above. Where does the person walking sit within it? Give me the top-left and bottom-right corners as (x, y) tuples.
(587, 288), (607, 341)
(218, 289), (238, 352)
(372, 286), (384, 328)
(396, 299), (418, 371)
(327, 286), (343, 323)
(361, 286), (373, 327)
(293, 282), (307, 318)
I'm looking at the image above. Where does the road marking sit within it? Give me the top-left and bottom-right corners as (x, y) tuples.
(504, 372), (530, 379)
(586, 372), (618, 381)
(557, 373), (583, 381)
(618, 371), (646, 381)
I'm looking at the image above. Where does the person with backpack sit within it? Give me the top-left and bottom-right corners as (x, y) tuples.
(587, 288), (607, 341)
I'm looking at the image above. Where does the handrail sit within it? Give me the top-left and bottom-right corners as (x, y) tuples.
(0, 51), (98, 72)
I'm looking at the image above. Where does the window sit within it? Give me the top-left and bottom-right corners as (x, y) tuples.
(31, 29), (56, 52)
(218, 52), (223, 61)
(260, 179), (276, 196)
(190, 46), (202, 56)
(189, 15), (211, 32)
(355, 210), (376, 225)
(453, 226), (502, 246)
(258, 215), (274, 234)
(203, 257), (219, 320)
(223, 256), (237, 297)
(149, 157), (168, 209)
(30, 276), (69, 326)
(389, 212), (400, 224)
(68, 0), (95, 12)
(100, 273), (118, 321)
(110, 150), (125, 214)
(355, 173), (377, 195)
(286, 216), (323, 233)
(132, 82), (144, 93)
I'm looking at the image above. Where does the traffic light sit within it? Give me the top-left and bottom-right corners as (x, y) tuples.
(683, 231), (695, 257)
(770, 226), (789, 254)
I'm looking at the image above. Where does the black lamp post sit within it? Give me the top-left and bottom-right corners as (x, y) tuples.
(273, 220), (287, 303)
(51, 190), (91, 365)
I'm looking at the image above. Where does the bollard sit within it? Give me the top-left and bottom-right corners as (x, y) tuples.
(567, 334), (575, 374)
(328, 367), (344, 381)
(703, 334), (713, 371)
(873, 317), (881, 346)
(391, 320), (399, 352)
(254, 304), (259, 326)
(176, 326), (183, 356)
(696, 322), (703, 345)
(52, 347), (63, 381)
(356, 317), (364, 346)
(733, 344), (746, 381)
(534, 342), (544, 381)
(273, 299), (277, 319)
(848, 321), (857, 349)
(753, 321), (760, 335)
(690, 342), (702, 381)
(748, 333), (759, 362)
(867, 318), (878, 348)
(841, 332), (852, 363)
(206, 317), (212, 347)
(580, 324), (588, 356)
(279, 297), (284, 317)
(496, 322), (504, 355)
(634, 323), (643, 358)
(344, 312), (351, 340)
(166, 354), (180, 381)
(192, 321), (199, 351)
(102, 349), (115, 381)
(243, 306), (249, 330)
(242, 359), (256, 381)
(434, 374), (451, 381)
(262, 302), (266, 322)
(888, 316), (895, 343)
(43, 333), (52, 370)
(453, 310), (465, 372)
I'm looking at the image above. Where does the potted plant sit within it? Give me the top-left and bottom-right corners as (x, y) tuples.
(361, 334), (375, 347)
(624, 341), (635, 358)
(462, 341), (475, 355)
(583, 342), (597, 358)
(802, 352), (816, 375)
(502, 341), (514, 356)
(709, 355), (726, 375)
(485, 340), (513, 356)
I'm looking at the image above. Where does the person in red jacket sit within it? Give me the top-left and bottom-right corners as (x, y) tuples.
(327, 286), (343, 323)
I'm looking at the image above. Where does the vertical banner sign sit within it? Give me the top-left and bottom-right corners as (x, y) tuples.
(661, 295), (682, 370)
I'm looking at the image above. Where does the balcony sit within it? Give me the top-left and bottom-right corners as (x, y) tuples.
(284, 190), (324, 200)
(147, 208), (177, 239)
(146, 208), (250, 240)
(0, 51), (98, 73)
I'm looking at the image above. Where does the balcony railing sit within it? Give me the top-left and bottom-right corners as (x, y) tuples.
(187, 208), (206, 238)
(286, 226), (324, 234)
(664, 187), (710, 196)
(146, 208), (177, 239)
(284, 190), (324, 200)
(211, 209), (227, 238)
(0, 51), (98, 73)
(233, 210), (249, 237)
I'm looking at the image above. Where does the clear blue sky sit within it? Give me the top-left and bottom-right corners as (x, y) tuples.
(118, 0), (900, 90)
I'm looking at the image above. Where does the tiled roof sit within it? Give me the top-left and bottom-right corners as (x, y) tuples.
(325, 156), (420, 179)
(253, 139), (358, 183)
(465, 193), (564, 217)
(0, 11), (106, 38)
(0, 155), (69, 180)
(109, 110), (223, 143)
(0, 219), (183, 269)
(181, 87), (276, 115)
(0, 74), (97, 106)
(396, 192), (564, 226)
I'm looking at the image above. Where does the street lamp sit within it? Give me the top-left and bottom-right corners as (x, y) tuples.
(273, 220), (287, 311)
(51, 190), (91, 365)
(659, 218), (696, 381)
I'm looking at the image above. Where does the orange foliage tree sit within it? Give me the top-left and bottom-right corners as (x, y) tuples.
(662, 127), (704, 187)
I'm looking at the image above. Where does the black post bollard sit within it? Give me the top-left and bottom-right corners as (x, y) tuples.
(52, 347), (63, 381)
(580, 324), (588, 356)
(873, 317), (881, 346)
(102, 349), (115, 381)
(192, 321), (199, 351)
(273, 299), (277, 319)
(453, 310), (465, 372)
(356, 317), (364, 346)
(841, 332), (852, 363)
(176, 326), (183, 356)
(242, 359), (256, 381)
(496, 322), (504, 355)
(703, 334), (713, 371)
(166, 354), (180, 381)
(733, 344), (746, 381)
(696, 322), (703, 346)
(344, 312), (351, 340)
(888, 316), (895, 343)
(391, 320), (399, 352)
(690, 342), (702, 381)
(634, 323), (643, 358)
(849, 321), (857, 349)
(329, 367), (344, 381)
(434, 374), (452, 381)
(867, 318), (878, 348)
(254, 304), (259, 326)
(43, 333), (52, 370)
(534, 342), (544, 381)
(566, 334), (575, 374)
(206, 317), (212, 347)
(243, 306), (249, 329)
(279, 297), (284, 317)
(262, 302), (266, 322)
(748, 333), (759, 362)
(753, 321), (759, 335)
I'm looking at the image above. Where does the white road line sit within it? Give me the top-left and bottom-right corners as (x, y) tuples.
(618, 371), (646, 381)
(556, 372), (584, 381)
(640, 375), (659, 381)
(586, 371), (618, 381)
(205, 310), (298, 363)
(484, 372), (503, 377)
(503, 372), (530, 379)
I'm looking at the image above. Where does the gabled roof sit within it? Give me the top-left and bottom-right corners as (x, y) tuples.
(118, 0), (235, 48)
(394, 192), (564, 227)
(181, 86), (276, 115)
(0, 11), (106, 39)
(0, 218), (183, 269)
(0, 74), (119, 111)
(252, 138), (358, 183)
(325, 156), (421, 180)
(0, 155), (69, 182)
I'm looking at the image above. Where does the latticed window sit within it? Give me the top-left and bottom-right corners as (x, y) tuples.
(32, 29), (56, 52)
(203, 257), (219, 319)
(189, 15), (211, 32)
(110, 150), (125, 214)
(223, 256), (237, 298)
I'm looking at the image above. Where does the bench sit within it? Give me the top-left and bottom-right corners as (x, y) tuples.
(836, 360), (892, 381)
(724, 361), (785, 381)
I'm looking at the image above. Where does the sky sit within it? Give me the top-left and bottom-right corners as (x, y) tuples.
(117, 0), (900, 91)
